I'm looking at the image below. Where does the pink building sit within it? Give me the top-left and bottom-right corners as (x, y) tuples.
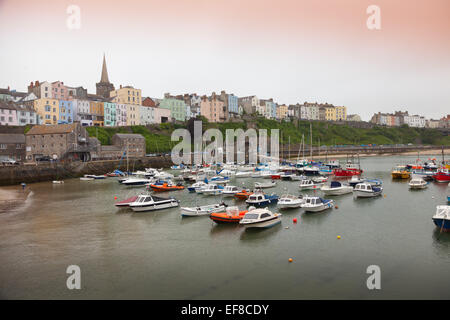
(51, 81), (68, 100)
(0, 101), (18, 126)
(200, 93), (226, 123)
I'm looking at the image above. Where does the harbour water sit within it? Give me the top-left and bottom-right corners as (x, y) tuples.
(0, 155), (449, 299)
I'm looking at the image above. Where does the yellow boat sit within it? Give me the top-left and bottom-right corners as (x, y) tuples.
(391, 165), (411, 179)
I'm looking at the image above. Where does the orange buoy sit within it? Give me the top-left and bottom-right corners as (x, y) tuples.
(335, 205), (339, 209)
(289, 258), (293, 263)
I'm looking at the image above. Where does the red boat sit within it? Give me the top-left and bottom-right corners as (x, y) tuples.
(433, 169), (450, 183)
(333, 168), (363, 177)
(271, 174), (281, 179)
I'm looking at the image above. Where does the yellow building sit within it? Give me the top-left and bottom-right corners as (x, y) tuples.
(126, 104), (139, 125)
(110, 86), (142, 105)
(34, 98), (59, 125)
(89, 101), (104, 126)
(325, 106), (336, 121)
(335, 106), (347, 121)
(277, 104), (288, 120)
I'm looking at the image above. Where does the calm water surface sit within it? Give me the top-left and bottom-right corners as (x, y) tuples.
(0, 155), (449, 299)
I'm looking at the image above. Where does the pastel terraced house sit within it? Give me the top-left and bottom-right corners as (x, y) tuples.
(160, 94), (187, 122)
(126, 104), (139, 125)
(0, 101), (18, 125)
(104, 101), (117, 126)
(34, 98), (59, 125)
(110, 85), (142, 106)
(58, 100), (74, 124)
(200, 93), (225, 123)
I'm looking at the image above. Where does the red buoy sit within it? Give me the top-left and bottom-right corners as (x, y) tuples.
(293, 218), (297, 223)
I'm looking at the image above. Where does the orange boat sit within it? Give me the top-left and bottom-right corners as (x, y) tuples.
(150, 182), (185, 192)
(210, 207), (248, 224)
(234, 189), (253, 200)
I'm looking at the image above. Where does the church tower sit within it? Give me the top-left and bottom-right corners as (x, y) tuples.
(96, 54), (115, 98)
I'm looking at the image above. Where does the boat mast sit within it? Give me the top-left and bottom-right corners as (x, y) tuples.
(126, 140), (129, 173)
(310, 122), (313, 161)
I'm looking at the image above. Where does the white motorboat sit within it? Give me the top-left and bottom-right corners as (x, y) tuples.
(251, 171), (262, 178)
(52, 180), (64, 184)
(353, 183), (383, 198)
(222, 185), (240, 197)
(209, 176), (230, 184)
(245, 191), (279, 207)
(290, 174), (306, 181)
(154, 171), (174, 180)
(187, 181), (208, 192)
(218, 169), (235, 177)
(408, 177), (428, 189)
(348, 175), (365, 188)
(277, 194), (304, 209)
(298, 179), (324, 190)
(181, 203), (227, 217)
(301, 196), (335, 212)
(321, 181), (353, 196)
(235, 171), (252, 178)
(121, 177), (153, 187)
(312, 176), (328, 183)
(84, 174), (106, 179)
(254, 181), (276, 189)
(261, 171), (278, 179)
(129, 194), (179, 212)
(80, 177), (94, 181)
(201, 184), (223, 196)
(432, 205), (450, 231)
(303, 166), (320, 176)
(239, 208), (282, 229)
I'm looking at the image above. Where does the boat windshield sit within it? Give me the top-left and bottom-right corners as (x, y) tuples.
(243, 213), (259, 219)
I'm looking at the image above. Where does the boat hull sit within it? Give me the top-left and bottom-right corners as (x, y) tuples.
(243, 217), (281, 229)
(130, 200), (179, 212)
(321, 187), (353, 196)
(278, 202), (303, 209)
(353, 190), (382, 198)
(302, 202), (334, 212)
(432, 218), (450, 232)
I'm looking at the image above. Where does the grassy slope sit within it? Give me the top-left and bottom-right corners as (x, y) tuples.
(86, 119), (450, 152)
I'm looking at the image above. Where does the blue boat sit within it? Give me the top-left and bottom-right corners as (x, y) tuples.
(432, 205), (450, 232)
(246, 192), (279, 207)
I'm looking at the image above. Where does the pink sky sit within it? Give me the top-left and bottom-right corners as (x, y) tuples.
(0, 0), (449, 120)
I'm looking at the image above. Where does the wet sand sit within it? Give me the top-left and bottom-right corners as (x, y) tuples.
(0, 187), (31, 212)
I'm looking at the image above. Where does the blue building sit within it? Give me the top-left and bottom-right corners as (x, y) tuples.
(228, 94), (238, 114)
(58, 100), (74, 124)
(271, 101), (277, 119)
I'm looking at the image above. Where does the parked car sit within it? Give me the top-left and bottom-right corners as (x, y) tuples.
(35, 156), (52, 162)
(1, 159), (19, 165)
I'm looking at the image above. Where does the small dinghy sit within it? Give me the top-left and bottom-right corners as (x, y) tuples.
(298, 179), (324, 190)
(277, 194), (304, 209)
(187, 181), (208, 193)
(235, 189), (253, 200)
(80, 176), (94, 181)
(240, 208), (282, 229)
(432, 205), (450, 231)
(290, 174), (306, 181)
(181, 202), (227, 217)
(52, 180), (64, 184)
(129, 193), (179, 212)
(210, 206), (249, 224)
(365, 178), (382, 187)
(201, 184), (223, 196)
(254, 181), (277, 189)
(321, 181), (353, 196)
(301, 196), (335, 212)
(353, 183), (383, 198)
(222, 185), (240, 197)
(408, 177), (428, 189)
(312, 176), (328, 183)
(246, 191), (279, 207)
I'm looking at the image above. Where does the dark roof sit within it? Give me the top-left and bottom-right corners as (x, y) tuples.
(113, 133), (145, 139)
(0, 100), (18, 110)
(26, 123), (79, 135)
(0, 133), (25, 144)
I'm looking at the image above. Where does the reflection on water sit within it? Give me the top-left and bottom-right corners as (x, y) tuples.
(0, 154), (449, 299)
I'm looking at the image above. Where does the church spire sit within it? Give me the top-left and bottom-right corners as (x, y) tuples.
(100, 53), (110, 83)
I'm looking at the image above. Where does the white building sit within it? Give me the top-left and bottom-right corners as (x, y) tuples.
(116, 104), (127, 126)
(71, 99), (92, 126)
(404, 115), (426, 128)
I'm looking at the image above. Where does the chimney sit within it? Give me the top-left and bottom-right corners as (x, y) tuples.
(120, 84), (122, 89)
(35, 80), (39, 86)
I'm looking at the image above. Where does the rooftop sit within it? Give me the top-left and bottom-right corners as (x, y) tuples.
(0, 133), (25, 144)
(26, 123), (79, 135)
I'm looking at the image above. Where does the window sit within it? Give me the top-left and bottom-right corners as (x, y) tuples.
(0, 144), (6, 149)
